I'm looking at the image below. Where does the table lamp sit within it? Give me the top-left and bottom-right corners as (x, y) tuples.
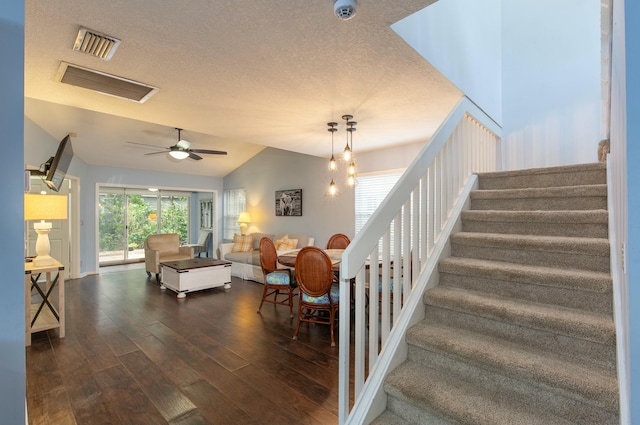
(237, 211), (251, 235)
(24, 193), (68, 267)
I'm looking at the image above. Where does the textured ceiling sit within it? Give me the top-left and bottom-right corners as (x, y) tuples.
(24, 0), (461, 177)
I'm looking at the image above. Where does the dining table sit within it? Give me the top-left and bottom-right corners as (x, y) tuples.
(277, 248), (344, 270)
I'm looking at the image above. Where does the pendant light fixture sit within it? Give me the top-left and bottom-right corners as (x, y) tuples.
(328, 178), (338, 196)
(328, 122), (338, 171)
(342, 114), (353, 161)
(327, 115), (358, 196)
(345, 116), (357, 187)
(327, 122), (339, 196)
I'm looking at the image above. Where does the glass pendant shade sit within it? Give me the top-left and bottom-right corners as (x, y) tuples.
(328, 179), (338, 196)
(329, 154), (337, 171)
(348, 161), (356, 176)
(343, 145), (352, 161)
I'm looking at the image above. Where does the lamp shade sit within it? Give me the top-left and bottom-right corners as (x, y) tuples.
(237, 211), (252, 223)
(24, 194), (68, 221)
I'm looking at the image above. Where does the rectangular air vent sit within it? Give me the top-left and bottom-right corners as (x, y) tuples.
(73, 27), (121, 61)
(56, 62), (158, 103)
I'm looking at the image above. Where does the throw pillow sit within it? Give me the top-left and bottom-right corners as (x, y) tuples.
(231, 234), (253, 252)
(279, 238), (298, 251)
(275, 234), (289, 250)
(251, 233), (275, 250)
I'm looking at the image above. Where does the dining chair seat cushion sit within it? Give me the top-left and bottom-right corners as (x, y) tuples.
(301, 283), (340, 304)
(265, 270), (291, 285)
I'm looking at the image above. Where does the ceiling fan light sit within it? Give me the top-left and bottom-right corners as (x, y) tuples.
(169, 150), (189, 160)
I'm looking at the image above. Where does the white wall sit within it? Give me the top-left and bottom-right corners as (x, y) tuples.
(501, 0), (601, 169)
(357, 141), (424, 175)
(393, 0), (601, 171)
(392, 0), (502, 124)
(0, 1), (26, 423)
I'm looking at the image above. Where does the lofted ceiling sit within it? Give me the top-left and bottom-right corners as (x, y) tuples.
(24, 0), (462, 177)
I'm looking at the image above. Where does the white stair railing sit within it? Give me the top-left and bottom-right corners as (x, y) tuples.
(338, 96), (502, 425)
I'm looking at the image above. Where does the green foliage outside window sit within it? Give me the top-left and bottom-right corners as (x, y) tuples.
(160, 196), (189, 244)
(126, 195), (159, 249)
(99, 193), (189, 252)
(99, 193), (126, 252)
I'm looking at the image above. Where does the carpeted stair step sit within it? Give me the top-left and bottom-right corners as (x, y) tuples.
(477, 162), (606, 190)
(450, 232), (610, 272)
(470, 184), (607, 211)
(405, 324), (619, 424)
(438, 257), (613, 315)
(461, 209), (608, 237)
(384, 361), (580, 425)
(425, 284), (616, 370)
(424, 286), (615, 345)
(371, 162), (618, 424)
(369, 410), (410, 425)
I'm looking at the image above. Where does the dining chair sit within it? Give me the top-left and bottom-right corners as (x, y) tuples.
(326, 233), (351, 249)
(181, 230), (212, 257)
(369, 251), (412, 312)
(257, 237), (297, 318)
(293, 246), (340, 347)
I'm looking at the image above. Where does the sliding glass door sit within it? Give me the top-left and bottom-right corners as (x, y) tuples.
(126, 192), (159, 261)
(98, 188), (190, 265)
(99, 191), (127, 263)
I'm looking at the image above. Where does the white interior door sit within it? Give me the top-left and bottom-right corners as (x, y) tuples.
(27, 177), (70, 268)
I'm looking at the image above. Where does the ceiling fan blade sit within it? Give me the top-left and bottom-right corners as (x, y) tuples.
(188, 152), (203, 160)
(189, 148), (228, 155)
(144, 151), (168, 156)
(126, 141), (168, 150)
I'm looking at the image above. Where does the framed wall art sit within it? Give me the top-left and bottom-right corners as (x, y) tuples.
(275, 189), (302, 216)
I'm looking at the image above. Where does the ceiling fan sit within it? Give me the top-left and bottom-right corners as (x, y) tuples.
(127, 128), (227, 160)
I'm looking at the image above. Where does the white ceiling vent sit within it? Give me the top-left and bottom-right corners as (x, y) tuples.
(56, 62), (158, 103)
(73, 27), (121, 61)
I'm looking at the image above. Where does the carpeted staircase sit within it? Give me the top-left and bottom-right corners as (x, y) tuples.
(372, 163), (619, 425)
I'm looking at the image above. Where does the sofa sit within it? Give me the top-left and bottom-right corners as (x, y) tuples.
(219, 232), (314, 283)
(144, 233), (194, 281)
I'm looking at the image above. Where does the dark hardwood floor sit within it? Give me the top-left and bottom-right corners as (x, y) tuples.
(26, 266), (346, 425)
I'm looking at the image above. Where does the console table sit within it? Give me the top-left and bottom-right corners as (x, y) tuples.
(25, 259), (65, 346)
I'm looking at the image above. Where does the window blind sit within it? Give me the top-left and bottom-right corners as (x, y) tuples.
(223, 189), (246, 240)
(355, 170), (404, 234)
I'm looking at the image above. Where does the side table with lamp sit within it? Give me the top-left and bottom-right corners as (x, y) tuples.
(24, 193), (67, 346)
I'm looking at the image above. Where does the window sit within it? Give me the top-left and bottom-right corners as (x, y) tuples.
(223, 189), (246, 240)
(355, 170), (404, 234)
(98, 187), (191, 264)
(159, 193), (189, 242)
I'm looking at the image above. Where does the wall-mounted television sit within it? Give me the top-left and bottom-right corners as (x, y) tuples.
(44, 135), (74, 192)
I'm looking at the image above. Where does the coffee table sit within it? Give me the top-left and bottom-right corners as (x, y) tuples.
(160, 258), (231, 298)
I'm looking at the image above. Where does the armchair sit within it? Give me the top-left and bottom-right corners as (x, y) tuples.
(144, 233), (194, 282)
